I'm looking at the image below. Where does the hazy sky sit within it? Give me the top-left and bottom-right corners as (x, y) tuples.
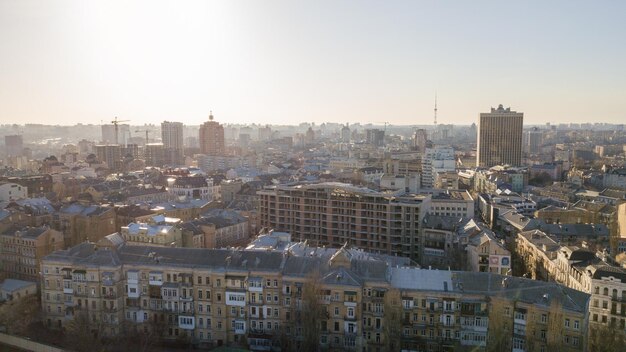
(1, 0), (625, 126)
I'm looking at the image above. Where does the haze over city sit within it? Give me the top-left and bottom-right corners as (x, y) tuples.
(3, 2), (626, 352)
(1, 0), (626, 126)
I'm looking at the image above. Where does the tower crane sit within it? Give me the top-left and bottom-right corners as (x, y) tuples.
(111, 116), (130, 145)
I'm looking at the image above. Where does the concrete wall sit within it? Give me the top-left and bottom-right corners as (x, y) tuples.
(0, 333), (65, 352)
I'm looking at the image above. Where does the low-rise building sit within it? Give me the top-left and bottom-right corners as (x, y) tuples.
(120, 215), (183, 247)
(0, 182), (28, 202)
(0, 278), (37, 302)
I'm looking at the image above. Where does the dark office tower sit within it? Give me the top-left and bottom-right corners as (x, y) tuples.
(477, 104), (523, 167)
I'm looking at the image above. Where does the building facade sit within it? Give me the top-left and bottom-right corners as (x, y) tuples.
(162, 121), (185, 165)
(0, 225), (64, 282)
(477, 105), (524, 168)
(199, 113), (225, 156)
(257, 182), (430, 261)
(40, 242), (589, 351)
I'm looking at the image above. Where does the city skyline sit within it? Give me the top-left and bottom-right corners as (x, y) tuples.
(1, 1), (626, 126)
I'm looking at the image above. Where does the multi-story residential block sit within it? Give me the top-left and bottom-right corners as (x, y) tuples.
(199, 113), (225, 156)
(603, 167), (626, 190)
(424, 189), (475, 218)
(0, 174), (53, 197)
(434, 171), (460, 190)
(516, 229), (626, 339)
(474, 166), (528, 194)
(477, 104), (524, 168)
(53, 203), (117, 247)
(466, 230), (511, 275)
(180, 209), (249, 249)
(257, 182), (430, 261)
(421, 147), (455, 188)
(168, 176), (219, 201)
(0, 225), (63, 281)
(40, 241), (589, 351)
(161, 121), (185, 165)
(94, 144), (122, 170)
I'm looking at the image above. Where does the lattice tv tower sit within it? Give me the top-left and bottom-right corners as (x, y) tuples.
(433, 93), (438, 125)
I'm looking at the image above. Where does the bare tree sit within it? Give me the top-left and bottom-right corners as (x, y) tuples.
(383, 288), (403, 351)
(0, 294), (40, 335)
(486, 299), (512, 352)
(300, 272), (324, 352)
(589, 322), (626, 352)
(546, 299), (564, 352)
(64, 310), (104, 352)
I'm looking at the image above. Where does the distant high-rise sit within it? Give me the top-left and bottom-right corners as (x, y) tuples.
(366, 129), (385, 147)
(94, 144), (122, 170)
(341, 123), (351, 143)
(199, 112), (225, 156)
(161, 121), (184, 164)
(101, 124), (130, 145)
(412, 129), (428, 152)
(526, 127), (543, 154)
(4, 135), (23, 157)
(477, 104), (523, 167)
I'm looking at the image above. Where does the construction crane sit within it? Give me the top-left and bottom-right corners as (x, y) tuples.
(135, 129), (151, 145)
(111, 116), (130, 145)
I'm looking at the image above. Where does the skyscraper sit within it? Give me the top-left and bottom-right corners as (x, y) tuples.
(198, 112), (225, 156)
(161, 121), (184, 164)
(477, 104), (523, 167)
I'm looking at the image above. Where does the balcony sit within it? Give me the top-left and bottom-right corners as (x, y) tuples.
(344, 315), (357, 321)
(180, 295), (194, 302)
(103, 292), (117, 299)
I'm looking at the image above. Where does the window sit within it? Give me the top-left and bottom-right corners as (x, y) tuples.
(564, 318), (570, 328)
(347, 307), (355, 318)
(574, 320), (579, 330)
(541, 314), (547, 323)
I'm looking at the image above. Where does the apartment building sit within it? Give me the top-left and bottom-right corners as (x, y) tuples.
(53, 203), (117, 247)
(180, 209), (249, 249)
(40, 241), (589, 352)
(466, 230), (511, 275)
(0, 225), (63, 281)
(516, 229), (626, 337)
(257, 182), (430, 261)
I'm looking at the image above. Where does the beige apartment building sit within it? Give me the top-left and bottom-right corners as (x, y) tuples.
(516, 229), (626, 340)
(0, 225), (63, 282)
(40, 240), (589, 352)
(198, 112), (225, 156)
(477, 104), (524, 168)
(257, 182), (430, 261)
